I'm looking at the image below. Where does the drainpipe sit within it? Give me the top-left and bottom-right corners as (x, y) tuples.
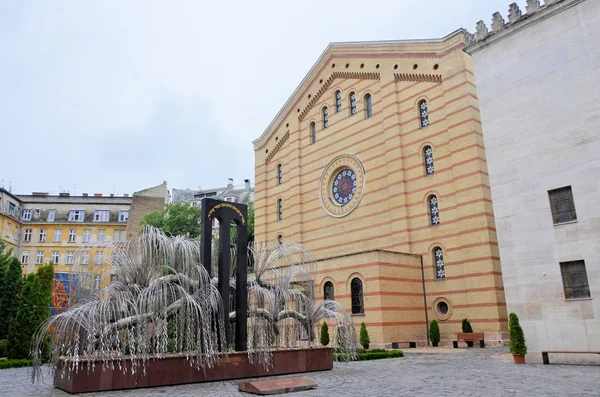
(420, 255), (430, 346)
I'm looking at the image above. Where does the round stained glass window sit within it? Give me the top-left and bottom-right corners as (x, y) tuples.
(332, 169), (357, 205)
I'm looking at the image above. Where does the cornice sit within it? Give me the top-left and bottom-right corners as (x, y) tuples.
(265, 131), (290, 164)
(394, 73), (443, 83)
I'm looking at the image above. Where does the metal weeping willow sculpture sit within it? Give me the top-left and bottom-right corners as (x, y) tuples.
(31, 199), (357, 387)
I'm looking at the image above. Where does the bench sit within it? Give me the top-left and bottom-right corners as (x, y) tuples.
(391, 341), (416, 349)
(453, 332), (485, 348)
(542, 351), (600, 365)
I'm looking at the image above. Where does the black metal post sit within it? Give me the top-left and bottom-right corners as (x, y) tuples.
(218, 214), (231, 346)
(199, 203), (213, 276)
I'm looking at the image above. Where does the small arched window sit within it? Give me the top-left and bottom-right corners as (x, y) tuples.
(424, 146), (434, 175)
(335, 90), (342, 113)
(277, 234), (283, 246)
(277, 199), (283, 220)
(419, 100), (429, 127)
(351, 277), (364, 314)
(277, 163), (283, 185)
(364, 93), (373, 118)
(310, 122), (316, 144)
(433, 247), (446, 280)
(429, 195), (440, 225)
(324, 281), (335, 300)
(323, 107), (329, 129)
(349, 92), (357, 115)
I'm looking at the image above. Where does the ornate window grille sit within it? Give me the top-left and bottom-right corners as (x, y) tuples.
(419, 100), (429, 127)
(324, 281), (335, 300)
(429, 195), (440, 225)
(548, 186), (577, 224)
(349, 92), (357, 115)
(310, 122), (316, 144)
(323, 107), (329, 129)
(560, 260), (591, 299)
(351, 278), (364, 314)
(277, 164), (283, 185)
(277, 199), (283, 220)
(364, 94), (373, 118)
(424, 146), (434, 175)
(335, 90), (342, 113)
(434, 247), (446, 280)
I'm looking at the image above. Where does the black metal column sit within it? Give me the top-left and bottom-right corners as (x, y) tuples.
(234, 219), (248, 351)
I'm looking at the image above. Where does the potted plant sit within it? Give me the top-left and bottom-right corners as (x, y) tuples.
(359, 322), (370, 350)
(320, 322), (330, 347)
(462, 318), (474, 347)
(509, 312), (527, 364)
(429, 320), (440, 347)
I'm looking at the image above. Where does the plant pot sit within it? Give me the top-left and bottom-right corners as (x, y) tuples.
(362, 344), (369, 350)
(512, 354), (525, 364)
(432, 341), (439, 347)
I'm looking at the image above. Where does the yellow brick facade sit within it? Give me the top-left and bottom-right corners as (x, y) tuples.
(253, 30), (508, 347)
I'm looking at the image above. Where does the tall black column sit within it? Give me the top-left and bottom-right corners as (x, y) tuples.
(234, 220), (248, 351)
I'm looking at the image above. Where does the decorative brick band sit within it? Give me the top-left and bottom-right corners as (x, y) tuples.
(265, 131), (290, 163)
(394, 73), (443, 83)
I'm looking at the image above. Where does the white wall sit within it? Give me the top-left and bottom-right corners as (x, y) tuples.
(468, 0), (600, 362)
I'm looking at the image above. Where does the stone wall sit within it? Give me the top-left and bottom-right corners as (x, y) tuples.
(126, 182), (168, 240)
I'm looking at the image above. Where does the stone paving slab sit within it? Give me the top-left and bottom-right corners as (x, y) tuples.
(1, 348), (599, 396)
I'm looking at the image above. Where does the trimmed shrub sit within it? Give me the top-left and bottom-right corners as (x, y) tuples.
(334, 350), (403, 361)
(320, 322), (330, 346)
(429, 320), (440, 346)
(359, 322), (370, 349)
(0, 257), (22, 339)
(462, 318), (474, 347)
(509, 312), (527, 356)
(0, 359), (32, 369)
(0, 339), (6, 357)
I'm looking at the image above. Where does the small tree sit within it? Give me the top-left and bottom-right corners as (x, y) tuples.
(429, 319), (440, 347)
(462, 318), (474, 347)
(320, 322), (330, 346)
(0, 257), (22, 339)
(509, 312), (527, 356)
(141, 203), (202, 238)
(359, 322), (370, 349)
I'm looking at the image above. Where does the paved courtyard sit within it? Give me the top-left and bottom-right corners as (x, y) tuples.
(1, 347), (599, 396)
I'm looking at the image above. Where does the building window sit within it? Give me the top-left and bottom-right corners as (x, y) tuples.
(3, 223), (9, 237)
(22, 209), (32, 221)
(53, 229), (62, 242)
(68, 229), (76, 242)
(68, 210), (85, 222)
(39, 229), (47, 242)
(95, 251), (104, 265)
(21, 252), (29, 264)
(335, 90), (342, 113)
(324, 281), (334, 300)
(560, 260), (591, 299)
(36, 251), (44, 264)
(310, 122), (316, 144)
(114, 230), (125, 242)
(429, 195), (440, 225)
(225, 197), (234, 202)
(34, 209), (40, 217)
(8, 202), (16, 216)
(51, 251), (59, 264)
(323, 107), (329, 129)
(23, 229), (32, 242)
(277, 234), (283, 246)
(81, 251), (89, 265)
(548, 186), (577, 224)
(110, 274), (119, 284)
(277, 199), (283, 220)
(83, 229), (91, 243)
(419, 100), (429, 127)
(351, 278), (364, 314)
(349, 91), (357, 115)
(118, 210), (129, 222)
(66, 251), (74, 265)
(94, 210), (110, 222)
(277, 164), (283, 185)
(48, 209), (56, 222)
(434, 247), (446, 280)
(98, 230), (105, 242)
(424, 146), (435, 175)
(364, 93), (373, 118)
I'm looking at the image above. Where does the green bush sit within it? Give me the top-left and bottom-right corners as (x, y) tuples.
(0, 339), (6, 357)
(462, 318), (474, 347)
(429, 319), (440, 346)
(359, 322), (370, 348)
(0, 359), (32, 369)
(320, 322), (330, 346)
(0, 257), (23, 339)
(335, 350), (403, 361)
(509, 312), (527, 356)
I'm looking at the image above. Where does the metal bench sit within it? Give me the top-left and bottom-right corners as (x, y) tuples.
(542, 350), (600, 365)
(453, 332), (485, 348)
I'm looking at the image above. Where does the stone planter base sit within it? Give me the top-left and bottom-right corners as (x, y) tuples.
(54, 348), (333, 394)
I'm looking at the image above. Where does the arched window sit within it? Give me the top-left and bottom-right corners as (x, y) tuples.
(310, 122), (316, 144)
(424, 146), (434, 175)
(277, 234), (283, 246)
(277, 163), (283, 185)
(433, 247), (446, 280)
(323, 107), (329, 129)
(364, 93), (373, 118)
(335, 90), (342, 113)
(277, 199), (283, 220)
(324, 281), (334, 300)
(429, 195), (440, 225)
(351, 277), (364, 314)
(349, 92), (357, 115)
(419, 100), (429, 127)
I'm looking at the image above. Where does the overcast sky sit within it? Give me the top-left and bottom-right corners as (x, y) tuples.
(1, 0), (516, 196)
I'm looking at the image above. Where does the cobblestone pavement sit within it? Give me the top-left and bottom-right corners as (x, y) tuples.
(2, 347), (599, 396)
